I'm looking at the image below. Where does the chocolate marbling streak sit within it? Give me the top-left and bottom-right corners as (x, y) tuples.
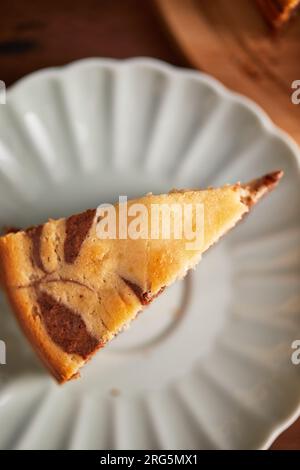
(121, 276), (165, 305)
(36, 290), (100, 357)
(27, 225), (46, 273)
(64, 209), (96, 264)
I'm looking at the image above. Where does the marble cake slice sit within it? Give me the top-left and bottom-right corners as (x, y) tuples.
(0, 171), (282, 383)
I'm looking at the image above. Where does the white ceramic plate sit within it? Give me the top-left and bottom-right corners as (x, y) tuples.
(0, 58), (300, 450)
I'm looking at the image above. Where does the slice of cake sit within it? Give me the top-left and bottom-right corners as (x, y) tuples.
(0, 171), (282, 383)
(257, 0), (300, 28)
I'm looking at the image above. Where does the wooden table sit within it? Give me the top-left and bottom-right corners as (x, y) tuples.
(0, 0), (299, 449)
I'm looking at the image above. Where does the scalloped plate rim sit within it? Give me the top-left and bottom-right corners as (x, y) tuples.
(5, 57), (300, 450)
(8, 56), (300, 172)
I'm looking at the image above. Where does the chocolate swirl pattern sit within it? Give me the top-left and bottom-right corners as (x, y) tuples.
(27, 225), (46, 273)
(19, 209), (152, 366)
(36, 290), (100, 358)
(26, 210), (102, 359)
(64, 209), (96, 264)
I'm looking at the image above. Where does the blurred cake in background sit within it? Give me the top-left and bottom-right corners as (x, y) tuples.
(257, 0), (300, 27)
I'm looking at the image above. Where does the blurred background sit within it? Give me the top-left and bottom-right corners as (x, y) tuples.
(0, 0), (299, 449)
(0, 0), (186, 86)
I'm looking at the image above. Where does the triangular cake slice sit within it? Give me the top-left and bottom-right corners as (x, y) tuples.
(0, 171), (282, 383)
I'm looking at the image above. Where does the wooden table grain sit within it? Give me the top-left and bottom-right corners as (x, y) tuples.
(156, 0), (300, 146)
(0, 0), (299, 450)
